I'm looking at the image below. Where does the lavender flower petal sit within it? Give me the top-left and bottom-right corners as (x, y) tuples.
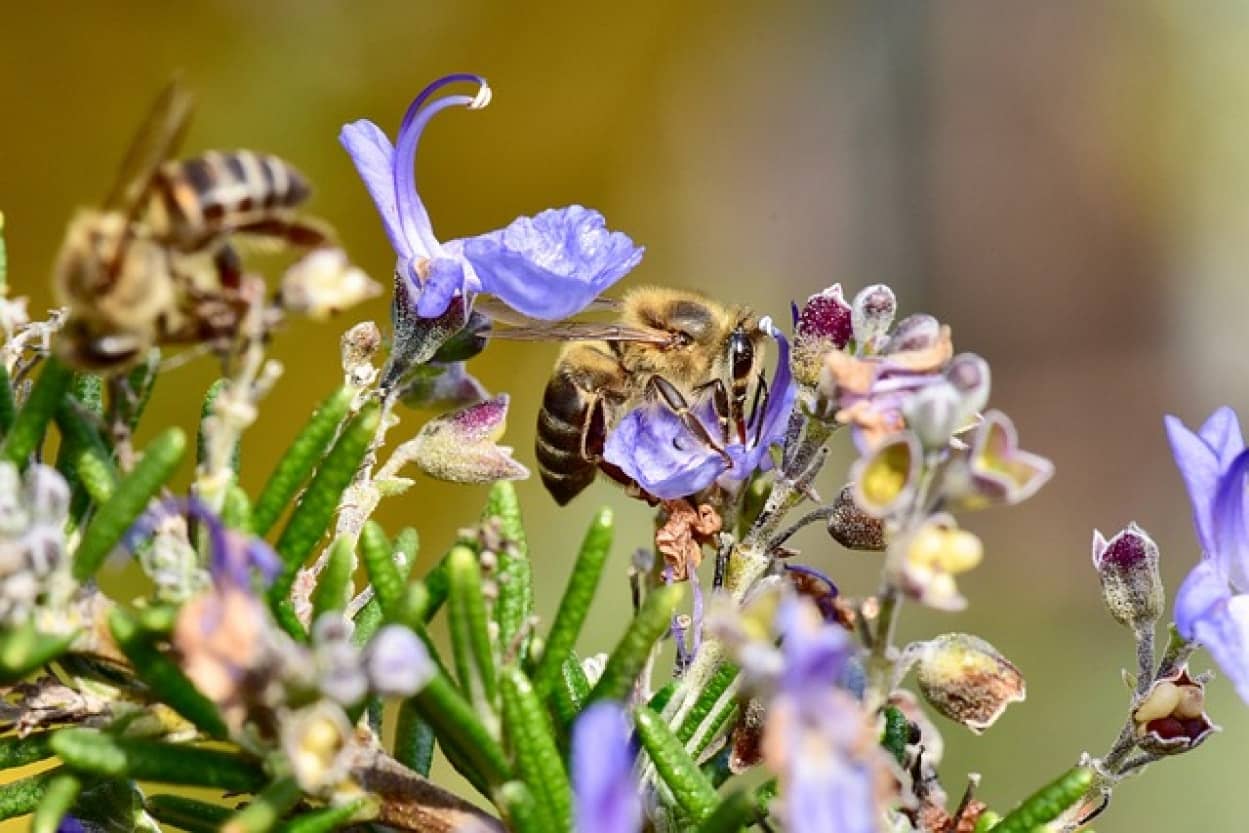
(339, 119), (411, 260)
(604, 404), (722, 499)
(571, 702), (642, 833)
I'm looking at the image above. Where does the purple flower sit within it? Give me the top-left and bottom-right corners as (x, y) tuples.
(340, 74), (644, 321)
(571, 702), (642, 833)
(602, 318), (797, 500)
(1166, 407), (1249, 703)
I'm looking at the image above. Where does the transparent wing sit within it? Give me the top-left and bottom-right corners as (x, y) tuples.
(472, 294), (623, 327)
(490, 321), (672, 344)
(103, 80), (195, 214)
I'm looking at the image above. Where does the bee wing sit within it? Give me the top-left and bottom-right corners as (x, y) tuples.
(103, 80), (195, 214)
(490, 321), (672, 344)
(472, 294), (623, 327)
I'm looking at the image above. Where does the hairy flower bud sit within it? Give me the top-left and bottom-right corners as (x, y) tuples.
(913, 633), (1026, 734)
(883, 313), (940, 355)
(1132, 667), (1218, 755)
(341, 321), (382, 389)
(364, 625), (434, 697)
(393, 395), (528, 484)
(793, 284), (853, 386)
(851, 284), (896, 352)
(826, 484), (886, 550)
(1091, 524), (1164, 632)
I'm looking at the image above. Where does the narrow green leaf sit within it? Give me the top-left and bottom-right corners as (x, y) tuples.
(679, 664), (734, 749)
(482, 482), (532, 660)
(421, 554), (450, 621)
(121, 350), (160, 432)
(31, 771), (80, 833)
(406, 674), (510, 787)
(448, 545), (498, 708)
(74, 448), (117, 505)
(532, 507), (613, 698)
(880, 705), (908, 765)
(72, 427), (187, 581)
(0, 364), (15, 437)
(54, 377), (111, 520)
(269, 402), (379, 613)
(311, 536), (355, 622)
(497, 781), (545, 833)
(649, 681), (678, 713)
(0, 357), (73, 465)
(0, 623), (76, 683)
(549, 655), (591, 728)
(0, 732), (54, 770)
(0, 766), (63, 821)
(251, 386), (354, 536)
(634, 706), (720, 823)
(698, 745), (733, 789)
(695, 788), (761, 833)
(360, 520), (403, 619)
(145, 794), (235, 833)
(108, 607), (228, 739)
(394, 698), (435, 776)
(50, 729), (265, 791)
(689, 696), (739, 763)
(273, 797), (373, 833)
(500, 666), (571, 831)
(991, 766), (1094, 833)
(972, 810), (1001, 833)
(222, 776), (301, 833)
(394, 527), (419, 577)
(588, 584), (684, 705)
(350, 598), (383, 648)
(392, 582), (430, 630)
(222, 484), (252, 531)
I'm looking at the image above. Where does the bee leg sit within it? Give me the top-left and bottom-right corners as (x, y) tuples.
(750, 373), (770, 447)
(692, 379), (733, 444)
(646, 376), (732, 466)
(213, 244), (243, 290)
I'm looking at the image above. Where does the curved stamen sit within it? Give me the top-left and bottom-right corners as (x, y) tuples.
(393, 77), (492, 261)
(399, 73), (490, 134)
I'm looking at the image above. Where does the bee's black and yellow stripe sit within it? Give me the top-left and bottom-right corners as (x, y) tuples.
(147, 150), (312, 251)
(536, 343), (621, 506)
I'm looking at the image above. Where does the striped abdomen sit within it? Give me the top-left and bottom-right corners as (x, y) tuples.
(536, 345), (623, 505)
(147, 150), (320, 251)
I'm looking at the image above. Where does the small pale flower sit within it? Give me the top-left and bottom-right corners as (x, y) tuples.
(280, 247), (382, 319)
(0, 463), (69, 626)
(911, 633), (1025, 734)
(959, 410), (1053, 507)
(311, 613), (368, 707)
(364, 625), (434, 697)
(603, 319), (796, 500)
(1131, 666), (1218, 755)
(850, 431), (921, 518)
(394, 394), (528, 484)
(340, 74), (643, 322)
(897, 519), (983, 611)
(282, 700), (356, 794)
(571, 702), (643, 833)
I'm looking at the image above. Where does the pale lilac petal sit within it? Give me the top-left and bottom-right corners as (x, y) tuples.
(572, 702), (642, 833)
(339, 120), (411, 260)
(1188, 593), (1249, 705)
(1199, 406), (1245, 469)
(460, 206), (644, 320)
(788, 754), (878, 833)
(1175, 559), (1229, 641)
(1166, 413), (1224, 554)
(1211, 450), (1249, 591)
(415, 257), (468, 318)
(603, 405), (723, 499)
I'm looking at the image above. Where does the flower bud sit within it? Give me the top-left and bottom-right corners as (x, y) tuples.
(364, 624), (434, 697)
(826, 484), (886, 551)
(945, 353), (991, 416)
(796, 284), (853, 348)
(851, 284), (896, 353)
(395, 395), (529, 484)
(913, 633), (1026, 734)
(1132, 667), (1218, 755)
(903, 381), (966, 450)
(883, 313), (940, 355)
(281, 248), (382, 320)
(340, 321), (382, 389)
(1091, 523), (1164, 632)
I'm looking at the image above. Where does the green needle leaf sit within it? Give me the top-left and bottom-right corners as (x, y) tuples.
(50, 729), (265, 791)
(880, 705), (908, 765)
(72, 427), (187, 581)
(549, 654), (591, 729)
(500, 666), (571, 832)
(675, 662), (738, 749)
(31, 771), (80, 833)
(222, 776), (301, 833)
(311, 536), (355, 621)
(394, 527), (419, 576)
(694, 788), (762, 833)
(588, 584), (684, 706)
(269, 401), (379, 617)
(222, 484), (252, 531)
(406, 674), (511, 788)
(0, 767), (65, 822)
(74, 448), (118, 505)
(532, 507), (612, 699)
(482, 482), (532, 661)
(972, 810), (1001, 833)
(0, 357), (73, 465)
(634, 706), (719, 823)
(121, 350), (160, 433)
(360, 520), (403, 619)
(145, 794), (235, 833)
(447, 545), (498, 709)
(990, 766), (1094, 833)
(0, 623), (76, 683)
(497, 781), (546, 833)
(273, 797), (374, 833)
(394, 698), (435, 776)
(108, 607), (228, 739)
(351, 597), (383, 648)
(0, 732), (54, 770)
(251, 386), (354, 536)
(0, 364), (15, 438)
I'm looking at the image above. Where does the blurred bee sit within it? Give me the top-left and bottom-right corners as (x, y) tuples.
(488, 287), (767, 505)
(53, 81), (331, 372)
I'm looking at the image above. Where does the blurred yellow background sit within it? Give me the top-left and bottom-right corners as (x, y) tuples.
(4, 2), (1249, 830)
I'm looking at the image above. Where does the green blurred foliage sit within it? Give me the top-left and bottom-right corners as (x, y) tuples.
(4, 2), (1249, 830)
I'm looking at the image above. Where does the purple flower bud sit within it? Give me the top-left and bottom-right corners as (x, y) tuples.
(796, 284), (853, 348)
(401, 395), (529, 484)
(1091, 523), (1164, 632)
(364, 625), (434, 697)
(882, 313), (940, 355)
(850, 284), (896, 352)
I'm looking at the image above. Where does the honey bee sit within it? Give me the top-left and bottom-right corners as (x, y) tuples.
(492, 287), (766, 505)
(53, 81), (330, 371)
